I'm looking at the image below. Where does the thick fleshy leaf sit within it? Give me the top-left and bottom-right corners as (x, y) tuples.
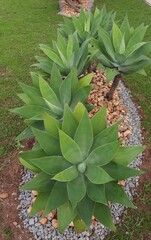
(59, 72), (71, 105)
(91, 105), (106, 136)
(73, 216), (86, 233)
(19, 157), (40, 173)
(91, 120), (121, 151)
(102, 162), (145, 180)
(43, 112), (61, 138)
(105, 181), (135, 208)
(62, 105), (78, 138)
(49, 64), (62, 97)
(52, 166), (79, 182)
(74, 110), (93, 159)
(94, 203), (116, 231)
(86, 142), (120, 166)
(39, 75), (61, 107)
(32, 128), (61, 155)
(30, 72), (39, 88)
(39, 44), (64, 67)
(73, 102), (86, 122)
(67, 175), (86, 205)
(85, 165), (113, 184)
(10, 105), (51, 119)
(70, 85), (93, 109)
(30, 192), (50, 216)
(58, 202), (76, 233)
(78, 73), (93, 88)
(43, 182), (68, 216)
(112, 22), (123, 53)
(19, 148), (46, 160)
(113, 146), (145, 165)
(18, 82), (45, 107)
(21, 172), (55, 192)
(59, 130), (83, 164)
(17, 93), (31, 104)
(77, 195), (94, 228)
(87, 181), (107, 205)
(30, 156), (71, 175)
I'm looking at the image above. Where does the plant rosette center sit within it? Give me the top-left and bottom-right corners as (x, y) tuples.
(77, 162), (86, 173)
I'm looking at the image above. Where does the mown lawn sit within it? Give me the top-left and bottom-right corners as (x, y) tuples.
(0, 0), (151, 239)
(0, 0), (62, 156)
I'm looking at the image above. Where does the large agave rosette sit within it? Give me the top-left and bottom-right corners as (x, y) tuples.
(20, 104), (145, 232)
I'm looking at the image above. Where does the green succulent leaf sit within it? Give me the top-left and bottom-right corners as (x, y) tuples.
(39, 75), (61, 107)
(59, 72), (71, 105)
(77, 195), (94, 228)
(113, 146), (145, 165)
(85, 165), (113, 184)
(43, 112), (61, 138)
(102, 162), (145, 180)
(58, 202), (76, 233)
(21, 172), (55, 192)
(105, 181), (135, 208)
(67, 175), (86, 205)
(19, 157), (40, 173)
(73, 216), (86, 233)
(62, 105), (78, 138)
(43, 182), (68, 216)
(59, 130), (83, 164)
(78, 73), (93, 88)
(86, 142), (120, 166)
(30, 71), (39, 89)
(112, 22), (123, 53)
(30, 156), (71, 175)
(91, 120), (121, 150)
(94, 203), (116, 231)
(73, 102), (86, 122)
(32, 128), (61, 155)
(91, 105), (107, 136)
(39, 44), (64, 68)
(74, 110), (93, 159)
(87, 181), (107, 205)
(52, 166), (79, 182)
(50, 63), (62, 97)
(30, 192), (50, 216)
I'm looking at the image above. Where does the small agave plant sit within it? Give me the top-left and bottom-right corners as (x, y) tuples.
(92, 16), (151, 99)
(33, 31), (91, 77)
(19, 103), (145, 233)
(59, 7), (116, 44)
(11, 66), (94, 141)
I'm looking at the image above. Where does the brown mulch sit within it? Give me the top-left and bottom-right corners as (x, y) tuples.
(58, 0), (94, 16)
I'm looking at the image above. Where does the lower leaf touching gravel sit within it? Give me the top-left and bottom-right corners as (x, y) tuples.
(18, 101), (145, 235)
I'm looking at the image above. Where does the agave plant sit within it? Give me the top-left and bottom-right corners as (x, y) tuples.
(33, 31), (91, 77)
(92, 16), (151, 99)
(19, 103), (145, 233)
(11, 66), (94, 141)
(59, 7), (116, 44)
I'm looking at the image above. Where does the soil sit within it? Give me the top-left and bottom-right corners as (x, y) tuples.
(0, 140), (34, 240)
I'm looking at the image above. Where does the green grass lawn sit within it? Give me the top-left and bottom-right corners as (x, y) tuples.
(0, 0), (151, 239)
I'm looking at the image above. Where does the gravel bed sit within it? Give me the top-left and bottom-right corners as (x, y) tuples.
(18, 81), (144, 240)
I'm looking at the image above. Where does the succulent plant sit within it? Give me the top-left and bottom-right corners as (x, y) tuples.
(11, 66), (94, 141)
(33, 31), (91, 77)
(92, 16), (151, 99)
(59, 7), (116, 44)
(19, 103), (145, 233)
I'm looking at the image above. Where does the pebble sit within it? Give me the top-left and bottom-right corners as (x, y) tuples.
(0, 192), (8, 199)
(17, 81), (144, 239)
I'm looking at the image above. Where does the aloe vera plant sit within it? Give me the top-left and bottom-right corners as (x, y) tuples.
(19, 103), (145, 233)
(93, 16), (151, 99)
(59, 7), (116, 44)
(11, 66), (94, 141)
(33, 31), (91, 77)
